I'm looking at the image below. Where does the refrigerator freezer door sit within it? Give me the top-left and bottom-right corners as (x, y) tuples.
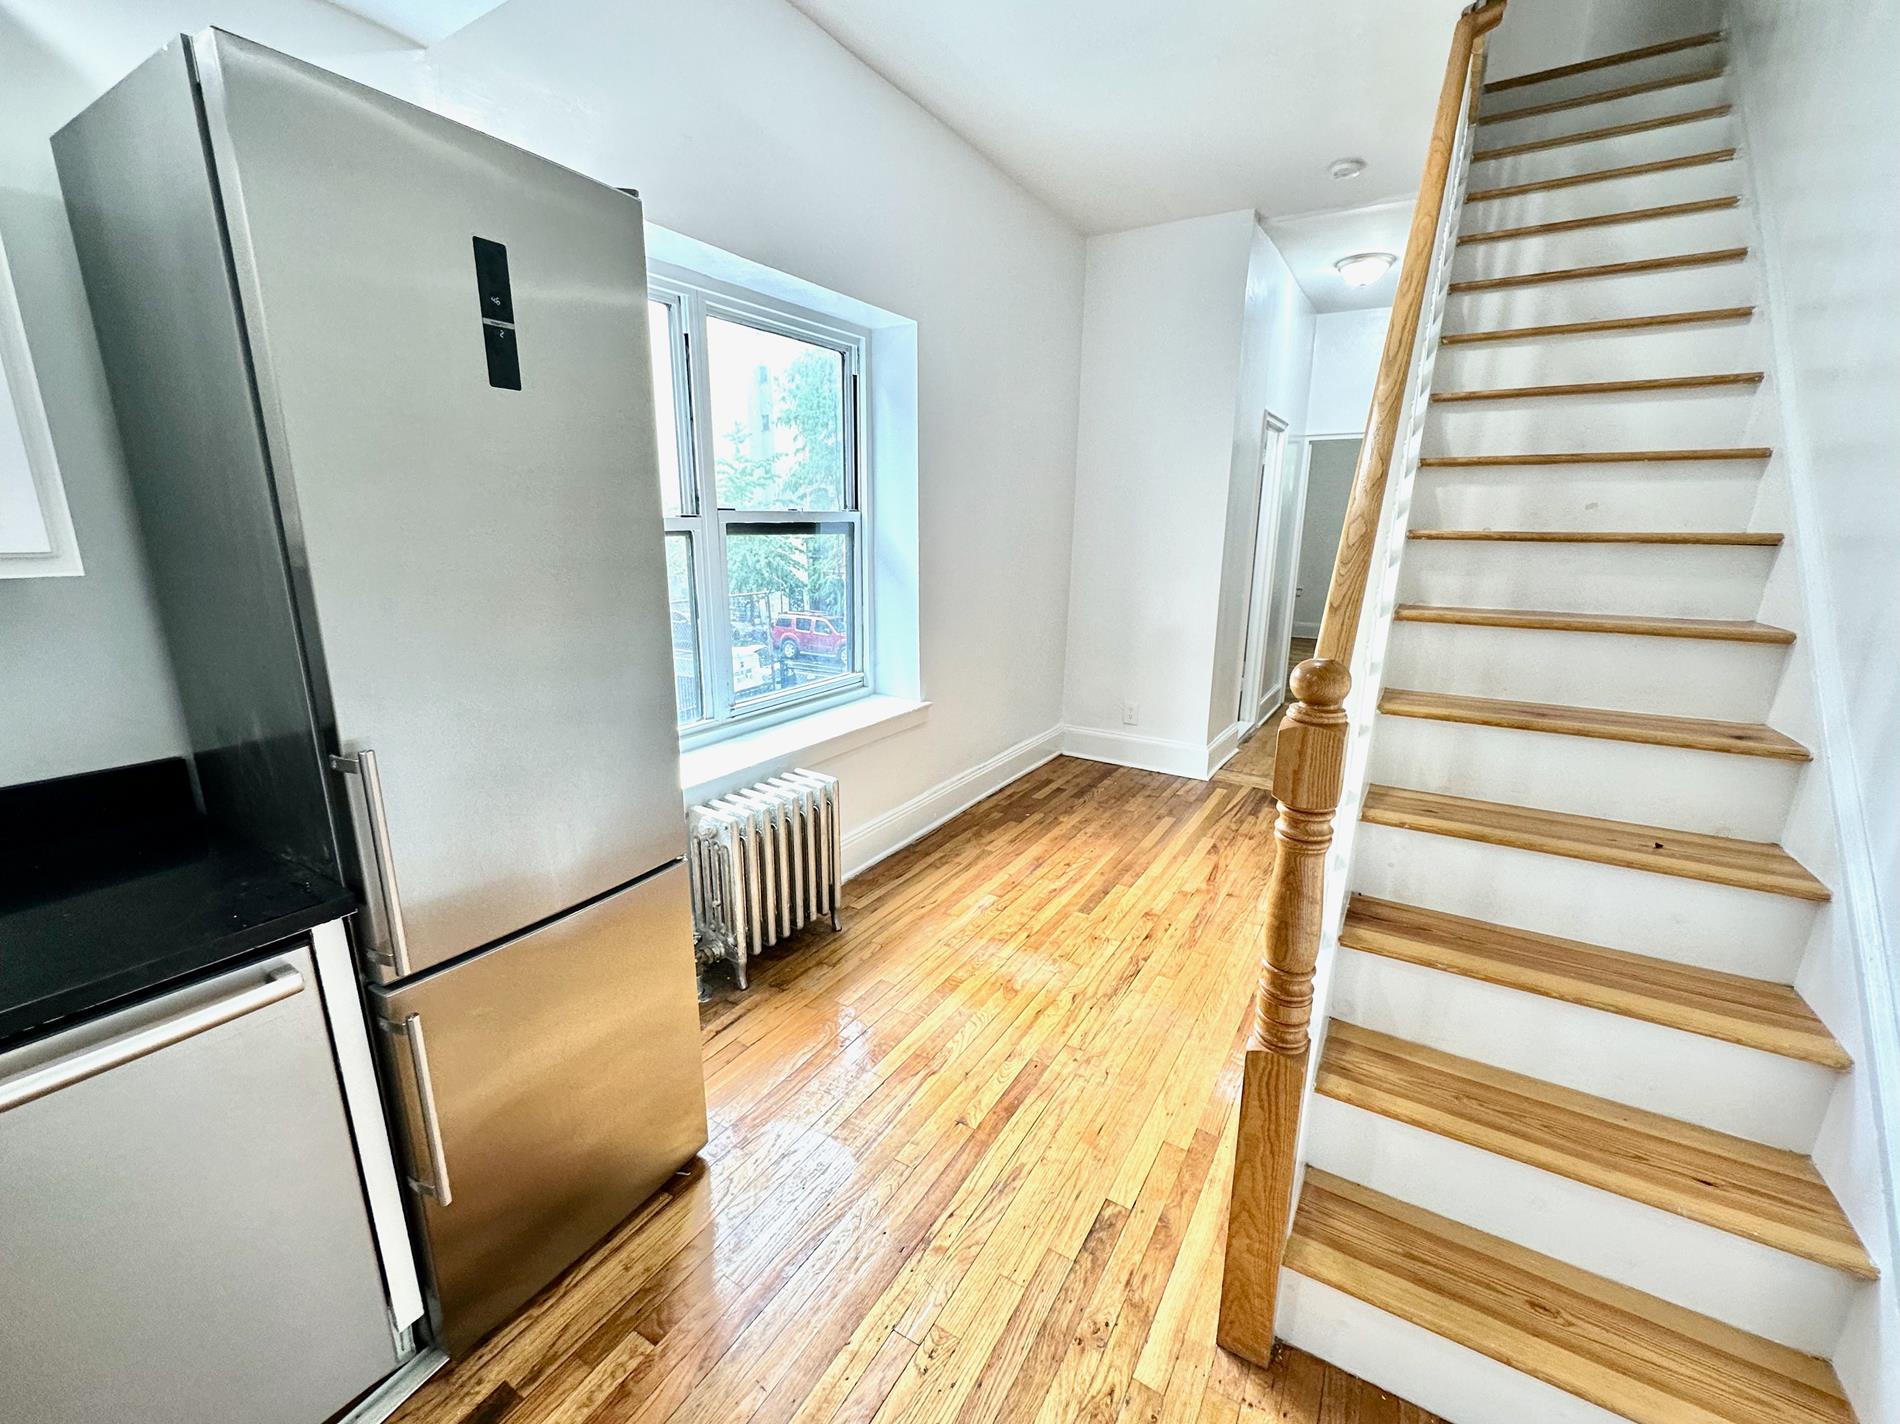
(194, 31), (686, 975)
(370, 864), (708, 1356)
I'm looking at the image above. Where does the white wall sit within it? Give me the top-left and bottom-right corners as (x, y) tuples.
(0, 0), (1086, 850)
(1727, 1), (1900, 1415)
(1063, 211), (1254, 772)
(1305, 306), (1389, 436)
(1205, 222), (1317, 743)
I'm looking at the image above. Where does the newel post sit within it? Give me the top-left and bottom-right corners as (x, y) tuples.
(1216, 656), (1351, 1365)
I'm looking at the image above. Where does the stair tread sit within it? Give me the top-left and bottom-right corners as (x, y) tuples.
(1393, 604), (1795, 644)
(1459, 196), (1743, 246)
(1407, 529), (1779, 544)
(1441, 306), (1755, 342)
(1417, 447), (1771, 466)
(1473, 105), (1733, 162)
(1480, 67), (1728, 127)
(1483, 31), (1726, 96)
(1467, 148), (1735, 203)
(1340, 895), (1845, 1066)
(1360, 783), (1829, 900)
(1431, 372), (1763, 402)
(1290, 1171), (1855, 1424)
(1449, 247), (1748, 292)
(1319, 1021), (1869, 1273)
(1378, 687), (1811, 760)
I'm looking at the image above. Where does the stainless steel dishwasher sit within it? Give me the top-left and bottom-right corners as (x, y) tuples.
(0, 944), (400, 1423)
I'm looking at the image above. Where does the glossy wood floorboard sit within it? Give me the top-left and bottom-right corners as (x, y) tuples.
(389, 757), (1442, 1424)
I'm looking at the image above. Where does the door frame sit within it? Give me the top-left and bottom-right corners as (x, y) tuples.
(1271, 432), (1366, 710)
(1237, 411), (1293, 733)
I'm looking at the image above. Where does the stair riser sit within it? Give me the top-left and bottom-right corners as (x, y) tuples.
(1460, 158), (1742, 236)
(1476, 74), (1730, 152)
(1329, 951), (1833, 1150)
(1348, 822), (1812, 980)
(1396, 539), (1774, 620)
(1451, 203), (1749, 282)
(1411, 461), (1765, 532)
(1307, 1096), (1852, 1354)
(1470, 111), (1737, 191)
(1479, 43), (1730, 117)
(1423, 385), (1768, 458)
(1384, 620), (1787, 721)
(1277, 1273), (1632, 1424)
(1369, 714), (1799, 840)
(1445, 258), (1758, 333)
(1436, 319), (1765, 389)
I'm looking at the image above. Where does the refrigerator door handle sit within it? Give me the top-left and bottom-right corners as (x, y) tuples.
(380, 1013), (454, 1206)
(330, 748), (412, 978)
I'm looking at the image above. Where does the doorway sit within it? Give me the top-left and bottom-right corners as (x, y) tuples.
(1236, 413), (1293, 733)
(1281, 436), (1362, 682)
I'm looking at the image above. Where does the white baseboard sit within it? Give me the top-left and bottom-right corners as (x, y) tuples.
(1061, 722), (1245, 780)
(1061, 725), (1205, 779)
(840, 725), (1063, 880)
(1205, 720), (1244, 776)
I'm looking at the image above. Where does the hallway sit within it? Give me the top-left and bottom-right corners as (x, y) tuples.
(392, 757), (1440, 1423)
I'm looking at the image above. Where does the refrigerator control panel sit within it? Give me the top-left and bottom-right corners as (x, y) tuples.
(472, 235), (521, 390)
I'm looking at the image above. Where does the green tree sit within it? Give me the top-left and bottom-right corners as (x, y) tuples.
(717, 351), (849, 651)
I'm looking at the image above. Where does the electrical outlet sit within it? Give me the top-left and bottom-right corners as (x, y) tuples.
(1121, 701), (1139, 726)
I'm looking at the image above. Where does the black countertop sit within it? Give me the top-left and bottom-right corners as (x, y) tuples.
(0, 758), (356, 1050)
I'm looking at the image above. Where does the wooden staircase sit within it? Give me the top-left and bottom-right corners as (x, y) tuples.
(1222, 22), (1881, 1424)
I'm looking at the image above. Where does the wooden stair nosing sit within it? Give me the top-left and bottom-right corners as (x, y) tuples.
(1479, 67), (1729, 127)
(1440, 306), (1755, 343)
(1360, 783), (1829, 901)
(1483, 32), (1726, 95)
(1466, 148), (1736, 203)
(1288, 1171), (1856, 1424)
(1472, 105), (1734, 162)
(1340, 894), (1846, 1067)
(1405, 529), (1779, 545)
(1430, 372), (1764, 402)
(1317, 1021), (1870, 1273)
(1449, 247), (1748, 293)
(1393, 605), (1795, 644)
(1459, 196), (1743, 246)
(1417, 448), (1771, 466)
(1376, 687), (1811, 761)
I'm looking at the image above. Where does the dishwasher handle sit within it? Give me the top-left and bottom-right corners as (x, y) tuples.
(0, 968), (305, 1115)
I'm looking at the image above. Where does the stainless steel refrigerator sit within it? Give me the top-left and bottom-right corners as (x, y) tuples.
(55, 30), (708, 1356)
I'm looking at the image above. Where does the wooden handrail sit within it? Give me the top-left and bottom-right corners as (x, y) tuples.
(1217, 0), (1505, 1368)
(1317, 0), (1507, 667)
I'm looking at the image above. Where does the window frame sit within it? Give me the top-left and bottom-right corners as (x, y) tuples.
(648, 263), (872, 747)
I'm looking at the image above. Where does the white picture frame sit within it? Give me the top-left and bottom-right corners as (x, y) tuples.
(0, 228), (81, 578)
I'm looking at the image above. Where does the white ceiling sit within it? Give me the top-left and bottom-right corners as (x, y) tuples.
(782, 0), (1470, 235)
(1265, 197), (1414, 314)
(326, 0), (508, 45)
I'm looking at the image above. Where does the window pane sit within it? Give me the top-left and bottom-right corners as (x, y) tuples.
(648, 299), (684, 516)
(724, 524), (854, 705)
(665, 534), (701, 725)
(707, 316), (846, 512)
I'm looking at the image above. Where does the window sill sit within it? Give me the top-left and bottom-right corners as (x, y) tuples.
(678, 694), (929, 805)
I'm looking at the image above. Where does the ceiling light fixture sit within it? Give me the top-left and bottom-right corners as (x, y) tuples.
(1334, 251), (1397, 287)
(1328, 157), (1367, 180)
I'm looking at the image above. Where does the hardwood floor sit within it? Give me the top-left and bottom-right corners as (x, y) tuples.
(1215, 636), (1317, 792)
(389, 757), (1442, 1424)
